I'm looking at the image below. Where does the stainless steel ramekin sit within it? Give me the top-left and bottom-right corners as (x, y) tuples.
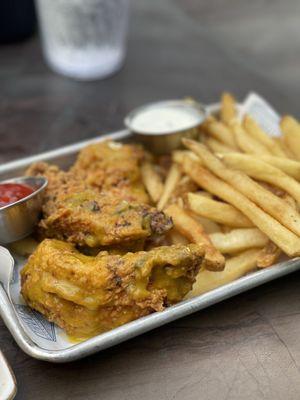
(124, 99), (206, 154)
(0, 176), (47, 244)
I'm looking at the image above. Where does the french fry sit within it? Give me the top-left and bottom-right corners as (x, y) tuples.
(281, 115), (300, 160)
(243, 115), (287, 157)
(141, 161), (164, 203)
(157, 163), (181, 210)
(201, 115), (214, 127)
(171, 176), (198, 202)
(181, 157), (300, 257)
(209, 228), (268, 254)
(221, 226), (232, 233)
(258, 182), (285, 197)
(257, 193), (299, 268)
(221, 92), (237, 125)
(167, 229), (189, 246)
(204, 137), (234, 154)
(220, 152), (300, 180)
(256, 241), (282, 268)
(183, 139), (300, 238)
(275, 136), (296, 159)
(186, 248), (260, 298)
(172, 150), (198, 164)
(283, 193), (298, 209)
(194, 190), (213, 199)
(165, 204), (225, 271)
(187, 192), (254, 228)
(176, 198), (184, 208)
(230, 120), (272, 155)
(203, 117), (237, 148)
(190, 212), (221, 234)
(220, 153), (300, 204)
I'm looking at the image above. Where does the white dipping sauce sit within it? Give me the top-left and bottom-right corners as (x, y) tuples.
(130, 104), (202, 134)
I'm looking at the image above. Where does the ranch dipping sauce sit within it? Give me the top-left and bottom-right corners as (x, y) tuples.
(130, 103), (202, 134)
(125, 100), (206, 154)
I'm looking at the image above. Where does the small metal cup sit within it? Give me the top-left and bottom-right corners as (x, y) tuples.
(0, 176), (47, 244)
(124, 100), (206, 154)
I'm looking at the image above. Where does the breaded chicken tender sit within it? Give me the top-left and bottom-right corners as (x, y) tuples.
(26, 142), (172, 248)
(39, 191), (172, 248)
(71, 141), (149, 204)
(21, 239), (204, 339)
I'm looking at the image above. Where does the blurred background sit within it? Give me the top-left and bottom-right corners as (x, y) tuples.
(0, 0), (299, 161)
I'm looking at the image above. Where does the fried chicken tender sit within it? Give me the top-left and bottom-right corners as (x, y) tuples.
(71, 141), (149, 204)
(26, 141), (149, 213)
(39, 191), (172, 248)
(21, 239), (204, 339)
(26, 142), (172, 248)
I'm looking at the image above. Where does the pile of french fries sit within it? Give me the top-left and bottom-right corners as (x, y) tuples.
(142, 93), (300, 298)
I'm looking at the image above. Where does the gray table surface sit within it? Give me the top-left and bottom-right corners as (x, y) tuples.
(1, 1), (300, 399)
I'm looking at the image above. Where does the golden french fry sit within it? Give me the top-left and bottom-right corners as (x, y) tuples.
(141, 161), (164, 203)
(203, 117), (237, 148)
(221, 226), (232, 233)
(281, 115), (300, 160)
(221, 92), (237, 125)
(194, 190), (214, 199)
(256, 241), (281, 268)
(190, 212), (221, 234)
(230, 120), (272, 155)
(275, 136), (296, 159)
(176, 198), (184, 208)
(187, 192), (253, 228)
(283, 193), (298, 209)
(172, 150), (199, 164)
(209, 228), (268, 254)
(220, 152), (300, 181)
(167, 229), (189, 245)
(204, 137), (235, 154)
(157, 163), (181, 210)
(243, 115), (287, 157)
(220, 153), (300, 204)
(183, 139), (300, 238)
(258, 181), (285, 197)
(201, 115), (214, 127)
(257, 193), (299, 267)
(186, 248), (260, 298)
(171, 176), (198, 203)
(181, 157), (300, 257)
(165, 204), (225, 271)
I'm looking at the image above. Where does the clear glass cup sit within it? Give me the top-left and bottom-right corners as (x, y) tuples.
(35, 0), (130, 81)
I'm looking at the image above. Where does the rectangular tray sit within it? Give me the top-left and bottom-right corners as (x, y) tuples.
(1, 103), (300, 363)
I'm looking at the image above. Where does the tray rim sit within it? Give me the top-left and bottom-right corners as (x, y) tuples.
(1, 102), (300, 363)
(0, 129), (130, 176)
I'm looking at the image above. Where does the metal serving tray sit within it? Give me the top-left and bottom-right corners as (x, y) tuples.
(0, 102), (300, 363)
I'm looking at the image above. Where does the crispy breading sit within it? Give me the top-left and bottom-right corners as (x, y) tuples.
(26, 142), (172, 248)
(21, 239), (204, 339)
(71, 141), (149, 204)
(39, 190), (173, 247)
(26, 161), (88, 216)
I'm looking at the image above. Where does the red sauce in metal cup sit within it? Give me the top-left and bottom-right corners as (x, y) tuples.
(0, 183), (34, 207)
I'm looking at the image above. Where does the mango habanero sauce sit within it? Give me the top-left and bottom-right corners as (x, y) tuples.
(0, 183), (34, 207)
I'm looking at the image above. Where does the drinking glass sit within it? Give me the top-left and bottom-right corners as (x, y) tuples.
(35, 0), (130, 80)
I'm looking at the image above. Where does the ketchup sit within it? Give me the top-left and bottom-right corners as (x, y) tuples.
(0, 183), (34, 207)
